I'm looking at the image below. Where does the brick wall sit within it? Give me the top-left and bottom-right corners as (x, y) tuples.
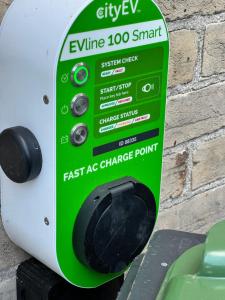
(156, 0), (225, 233)
(1, 0), (225, 297)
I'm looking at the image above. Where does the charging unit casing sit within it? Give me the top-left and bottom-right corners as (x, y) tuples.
(0, 0), (169, 288)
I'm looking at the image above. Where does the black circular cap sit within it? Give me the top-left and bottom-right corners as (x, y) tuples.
(0, 126), (42, 183)
(73, 178), (156, 274)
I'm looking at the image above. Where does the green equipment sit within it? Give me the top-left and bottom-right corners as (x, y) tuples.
(0, 0), (169, 288)
(157, 221), (225, 300)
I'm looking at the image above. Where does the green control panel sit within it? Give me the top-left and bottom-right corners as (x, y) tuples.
(94, 48), (163, 137)
(56, 0), (169, 288)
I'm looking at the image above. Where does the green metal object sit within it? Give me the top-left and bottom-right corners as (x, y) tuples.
(157, 221), (225, 300)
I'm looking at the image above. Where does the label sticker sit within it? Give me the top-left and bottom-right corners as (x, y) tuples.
(100, 97), (132, 110)
(93, 129), (160, 156)
(99, 114), (150, 133)
(101, 67), (126, 77)
(95, 101), (160, 137)
(61, 19), (168, 61)
(63, 142), (159, 182)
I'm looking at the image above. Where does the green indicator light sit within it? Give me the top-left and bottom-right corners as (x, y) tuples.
(71, 63), (89, 87)
(74, 67), (88, 84)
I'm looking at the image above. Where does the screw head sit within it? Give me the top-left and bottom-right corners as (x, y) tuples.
(44, 217), (49, 226)
(43, 95), (49, 105)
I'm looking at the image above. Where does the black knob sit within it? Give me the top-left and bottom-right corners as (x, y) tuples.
(0, 126), (42, 183)
(73, 178), (156, 274)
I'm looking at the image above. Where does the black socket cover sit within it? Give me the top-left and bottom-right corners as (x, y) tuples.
(0, 126), (42, 183)
(73, 177), (156, 274)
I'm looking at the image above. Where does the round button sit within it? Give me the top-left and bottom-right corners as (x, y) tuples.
(71, 94), (89, 117)
(71, 63), (89, 87)
(0, 127), (42, 183)
(71, 124), (88, 146)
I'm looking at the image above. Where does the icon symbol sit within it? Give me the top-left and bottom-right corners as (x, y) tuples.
(119, 141), (125, 147)
(60, 135), (69, 145)
(61, 105), (69, 115)
(142, 83), (155, 93)
(61, 73), (69, 84)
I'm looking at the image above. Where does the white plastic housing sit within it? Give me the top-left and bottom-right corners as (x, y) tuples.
(0, 0), (91, 278)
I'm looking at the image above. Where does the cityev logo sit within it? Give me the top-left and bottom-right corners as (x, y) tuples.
(97, 0), (140, 22)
